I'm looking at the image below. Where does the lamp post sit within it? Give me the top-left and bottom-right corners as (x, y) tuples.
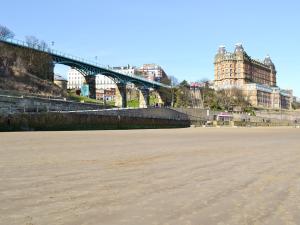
(171, 84), (174, 107)
(49, 41), (54, 53)
(95, 56), (99, 65)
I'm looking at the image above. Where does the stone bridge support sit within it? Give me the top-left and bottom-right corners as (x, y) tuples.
(85, 75), (96, 99)
(139, 87), (150, 108)
(115, 83), (127, 108)
(154, 90), (164, 107)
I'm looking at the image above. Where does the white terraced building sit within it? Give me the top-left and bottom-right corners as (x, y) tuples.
(67, 66), (138, 100)
(67, 68), (116, 90)
(67, 65), (138, 89)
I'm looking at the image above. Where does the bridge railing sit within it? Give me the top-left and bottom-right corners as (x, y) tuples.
(0, 37), (170, 88)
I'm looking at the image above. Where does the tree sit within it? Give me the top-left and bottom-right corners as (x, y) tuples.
(200, 78), (210, 87)
(25, 36), (39, 48)
(168, 76), (178, 107)
(169, 75), (178, 86)
(179, 80), (189, 88)
(158, 75), (173, 106)
(292, 101), (300, 110)
(216, 89), (232, 110)
(213, 88), (251, 111)
(202, 87), (220, 110)
(174, 80), (193, 107)
(25, 36), (49, 52)
(0, 25), (15, 40)
(38, 40), (48, 51)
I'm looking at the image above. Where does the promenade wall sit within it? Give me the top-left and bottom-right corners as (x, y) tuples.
(0, 108), (190, 131)
(1, 94), (299, 131)
(0, 94), (105, 114)
(173, 108), (299, 127)
(255, 110), (300, 121)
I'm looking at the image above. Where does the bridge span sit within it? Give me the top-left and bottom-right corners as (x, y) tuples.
(0, 38), (170, 108)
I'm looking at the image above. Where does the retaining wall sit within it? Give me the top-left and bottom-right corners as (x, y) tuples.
(81, 108), (189, 120)
(0, 108), (190, 131)
(0, 95), (106, 114)
(172, 108), (299, 127)
(255, 110), (300, 121)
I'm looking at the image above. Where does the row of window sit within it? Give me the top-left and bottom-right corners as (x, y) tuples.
(218, 80), (244, 85)
(217, 72), (243, 78)
(218, 71), (272, 83)
(216, 64), (243, 70)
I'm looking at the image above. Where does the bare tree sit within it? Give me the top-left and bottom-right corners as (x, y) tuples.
(25, 36), (39, 48)
(25, 35), (50, 51)
(215, 88), (250, 111)
(0, 25), (15, 40)
(199, 78), (210, 88)
(168, 75), (178, 107)
(169, 75), (178, 86)
(38, 40), (48, 51)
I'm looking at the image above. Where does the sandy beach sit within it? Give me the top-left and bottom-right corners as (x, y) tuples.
(1, 127), (300, 225)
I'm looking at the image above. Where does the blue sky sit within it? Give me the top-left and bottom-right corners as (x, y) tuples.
(1, 0), (300, 96)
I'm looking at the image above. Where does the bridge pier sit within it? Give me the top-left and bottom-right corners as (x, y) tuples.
(139, 87), (150, 108)
(85, 75), (96, 99)
(154, 91), (164, 107)
(115, 83), (127, 108)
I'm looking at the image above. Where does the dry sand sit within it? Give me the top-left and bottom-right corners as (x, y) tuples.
(1, 127), (300, 225)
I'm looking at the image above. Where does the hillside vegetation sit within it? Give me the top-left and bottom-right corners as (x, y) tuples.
(0, 42), (65, 97)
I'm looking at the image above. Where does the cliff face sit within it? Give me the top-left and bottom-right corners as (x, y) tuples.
(0, 42), (65, 97)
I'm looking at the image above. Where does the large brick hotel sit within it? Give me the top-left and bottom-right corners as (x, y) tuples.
(214, 44), (293, 109)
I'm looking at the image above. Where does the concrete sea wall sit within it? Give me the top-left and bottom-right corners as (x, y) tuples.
(0, 94), (105, 114)
(0, 109), (190, 131)
(255, 110), (300, 121)
(0, 95), (190, 131)
(173, 108), (300, 127)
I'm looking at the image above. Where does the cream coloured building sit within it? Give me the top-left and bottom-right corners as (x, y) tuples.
(67, 68), (116, 90)
(214, 44), (293, 109)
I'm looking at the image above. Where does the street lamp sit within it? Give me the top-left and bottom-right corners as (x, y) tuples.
(171, 85), (174, 107)
(95, 56), (99, 65)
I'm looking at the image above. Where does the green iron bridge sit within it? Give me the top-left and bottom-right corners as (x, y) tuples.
(0, 38), (170, 108)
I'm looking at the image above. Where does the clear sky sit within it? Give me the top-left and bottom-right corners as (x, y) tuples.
(1, 0), (300, 96)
